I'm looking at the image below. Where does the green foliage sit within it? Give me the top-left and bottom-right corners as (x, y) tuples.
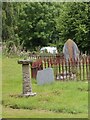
(2, 2), (90, 53)
(56, 3), (90, 53)
(18, 3), (58, 50)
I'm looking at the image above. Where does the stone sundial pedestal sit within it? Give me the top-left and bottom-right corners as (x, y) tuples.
(18, 60), (36, 97)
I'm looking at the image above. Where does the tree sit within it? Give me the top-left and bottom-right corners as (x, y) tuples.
(18, 2), (59, 50)
(2, 2), (90, 53)
(56, 2), (90, 53)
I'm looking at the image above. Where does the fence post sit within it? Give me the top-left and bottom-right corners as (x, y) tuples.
(79, 58), (81, 81)
(61, 57), (64, 80)
(88, 56), (90, 81)
(86, 56), (88, 81)
(82, 58), (85, 81)
(18, 60), (36, 96)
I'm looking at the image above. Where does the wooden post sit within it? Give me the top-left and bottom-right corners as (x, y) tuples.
(18, 60), (36, 96)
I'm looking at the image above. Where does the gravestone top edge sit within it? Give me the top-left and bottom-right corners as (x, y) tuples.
(37, 68), (54, 85)
(18, 60), (33, 65)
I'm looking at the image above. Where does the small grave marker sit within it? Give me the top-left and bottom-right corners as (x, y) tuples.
(37, 68), (54, 85)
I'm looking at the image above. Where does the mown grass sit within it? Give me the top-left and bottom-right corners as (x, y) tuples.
(2, 56), (88, 118)
(3, 107), (88, 118)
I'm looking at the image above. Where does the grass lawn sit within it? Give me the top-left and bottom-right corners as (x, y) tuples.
(2, 56), (88, 118)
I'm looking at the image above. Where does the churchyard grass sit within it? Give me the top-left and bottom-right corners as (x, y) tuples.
(2, 56), (88, 118)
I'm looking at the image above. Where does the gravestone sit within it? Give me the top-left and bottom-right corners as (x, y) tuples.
(63, 39), (80, 62)
(63, 39), (80, 76)
(37, 68), (54, 85)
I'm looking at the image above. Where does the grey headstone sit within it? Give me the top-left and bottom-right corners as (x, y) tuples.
(37, 68), (54, 85)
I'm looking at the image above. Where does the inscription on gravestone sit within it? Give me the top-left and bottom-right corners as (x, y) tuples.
(37, 68), (54, 85)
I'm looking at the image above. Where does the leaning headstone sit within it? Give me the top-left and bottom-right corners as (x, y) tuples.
(37, 68), (54, 85)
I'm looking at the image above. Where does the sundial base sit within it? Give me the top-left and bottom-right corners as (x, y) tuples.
(23, 92), (37, 97)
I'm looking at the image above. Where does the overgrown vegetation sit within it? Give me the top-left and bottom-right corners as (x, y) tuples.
(2, 56), (88, 118)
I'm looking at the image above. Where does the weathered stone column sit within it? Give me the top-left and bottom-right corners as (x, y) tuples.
(18, 60), (36, 96)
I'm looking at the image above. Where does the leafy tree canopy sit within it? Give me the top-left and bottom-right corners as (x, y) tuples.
(2, 2), (90, 53)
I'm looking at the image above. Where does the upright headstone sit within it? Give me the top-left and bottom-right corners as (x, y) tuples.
(63, 39), (80, 62)
(63, 39), (80, 75)
(37, 68), (54, 85)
